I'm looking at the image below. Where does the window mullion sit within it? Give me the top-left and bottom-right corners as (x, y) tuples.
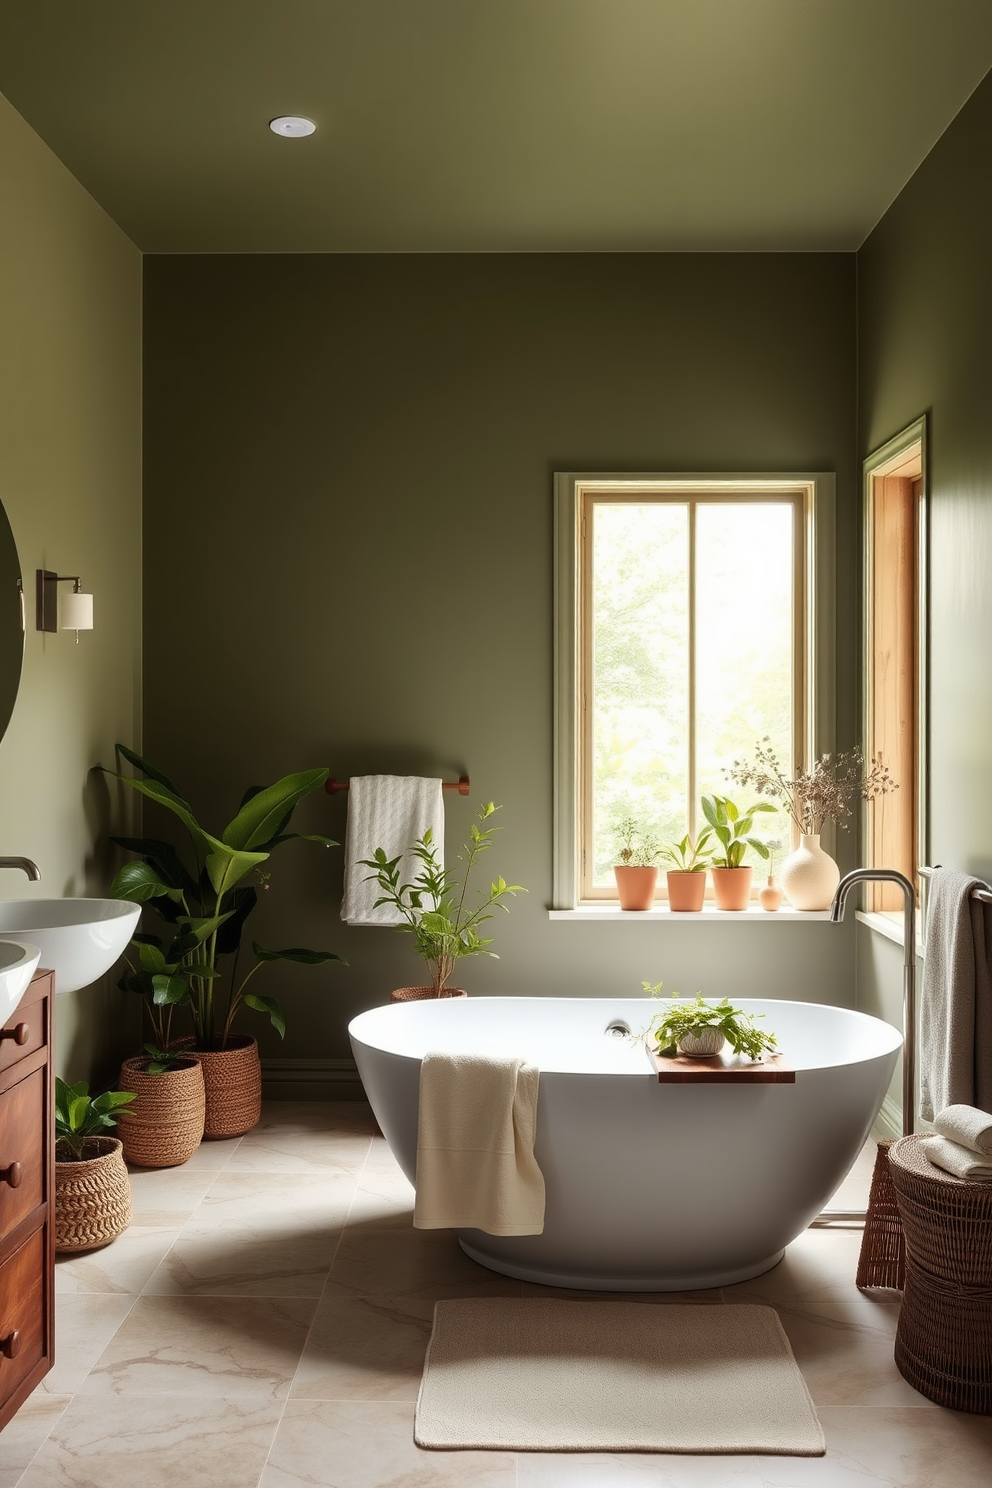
(687, 499), (697, 841)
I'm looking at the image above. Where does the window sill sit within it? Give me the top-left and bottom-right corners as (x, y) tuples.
(549, 905), (833, 922)
(855, 909), (924, 958)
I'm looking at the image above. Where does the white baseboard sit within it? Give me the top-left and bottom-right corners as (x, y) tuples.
(873, 1094), (901, 1142)
(261, 1057), (364, 1101)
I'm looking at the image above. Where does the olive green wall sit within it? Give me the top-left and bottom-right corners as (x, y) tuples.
(856, 68), (992, 1128)
(143, 252), (859, 1092)
(0, 93), (143, 1083)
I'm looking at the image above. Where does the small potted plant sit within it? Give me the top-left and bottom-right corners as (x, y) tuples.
(612, 816), (661, 910)
(701, 793), (775, 910)
(54, 1079), (136, 1252)
(659, 828), (713, 912)
(115, 1043), (206, 1169)
(106, 744), (344, 1138)
(644, 987), (778, 1061)
(362, 801), (525, 998)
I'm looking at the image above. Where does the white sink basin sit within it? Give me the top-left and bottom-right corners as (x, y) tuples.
(0, 899), (140, 994)
(0, 941), (41, 1025)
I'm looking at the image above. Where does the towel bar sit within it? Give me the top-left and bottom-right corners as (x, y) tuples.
(325, 775), (470, 796)
(919, 865), (992, 904)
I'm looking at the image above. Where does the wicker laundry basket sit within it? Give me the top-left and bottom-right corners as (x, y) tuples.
(889, 1133), (992, 1414)
(856, 1140), (905, 1291)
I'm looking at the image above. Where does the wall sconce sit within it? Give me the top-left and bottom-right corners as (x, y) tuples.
(36, 570), (94, 641)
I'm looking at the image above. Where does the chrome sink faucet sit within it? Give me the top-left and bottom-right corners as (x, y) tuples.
(0, 857), (41, 882)
(830, 867), (916, 1139)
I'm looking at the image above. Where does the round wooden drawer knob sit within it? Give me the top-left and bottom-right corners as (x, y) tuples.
(0, 1330), (21, 1359)
(1, 1162), (22, 1188)
(0, 1023), (29, 1046)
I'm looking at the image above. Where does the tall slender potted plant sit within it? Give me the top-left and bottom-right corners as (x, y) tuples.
(361, 802), (525, 999)
(106, 745), (344, 1136)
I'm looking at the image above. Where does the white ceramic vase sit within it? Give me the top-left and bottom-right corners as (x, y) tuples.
(780, 833), (840, 911)
(677, 1027), (726, 1057)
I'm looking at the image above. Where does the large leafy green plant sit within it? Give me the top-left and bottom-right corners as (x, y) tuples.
(701, 793), (776, 869)
(105, 745), (343, 1050)
(55, 1078), (136, 1161)
(361, 802), (525, 996)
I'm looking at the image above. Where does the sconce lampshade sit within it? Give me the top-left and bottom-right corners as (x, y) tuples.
(60, 591), (93, 631)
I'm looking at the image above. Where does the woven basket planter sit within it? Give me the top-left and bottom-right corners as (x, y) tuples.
(191, 1036), (262, 1139)
(390, 986), (467, 1003)
(55, 1136), (132, 1253)
(116, 1056), (206, 1168)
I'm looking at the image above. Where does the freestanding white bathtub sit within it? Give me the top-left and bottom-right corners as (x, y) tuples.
(349, 996), (901, 1291)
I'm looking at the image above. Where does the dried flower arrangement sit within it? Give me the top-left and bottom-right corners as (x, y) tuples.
(728, 738), (897, 837)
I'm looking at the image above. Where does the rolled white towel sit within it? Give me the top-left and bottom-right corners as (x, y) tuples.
(924, 1134), (992, 1181)
(933, 1103), (992, 1156)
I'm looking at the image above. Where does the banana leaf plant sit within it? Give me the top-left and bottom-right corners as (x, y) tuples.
(105, 744), (344, 1051)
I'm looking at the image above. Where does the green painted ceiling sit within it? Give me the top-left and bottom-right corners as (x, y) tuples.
(1, 0), (991, 254)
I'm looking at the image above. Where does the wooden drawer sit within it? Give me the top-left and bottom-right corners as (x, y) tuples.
(0, 1068), (46, 1244)
(0, 976), (50, 1080)
(0, 1228), (47, 1410)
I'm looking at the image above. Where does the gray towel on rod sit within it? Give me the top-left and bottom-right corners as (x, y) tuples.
(920, 867), (992, 1121)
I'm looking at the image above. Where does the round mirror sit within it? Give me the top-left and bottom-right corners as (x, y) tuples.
(0, 505), (24, 740)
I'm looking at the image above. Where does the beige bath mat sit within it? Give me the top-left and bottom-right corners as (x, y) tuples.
(415, 1298), (824, 1456)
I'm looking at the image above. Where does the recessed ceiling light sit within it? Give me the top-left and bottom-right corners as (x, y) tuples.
(269, 116), (316, 138)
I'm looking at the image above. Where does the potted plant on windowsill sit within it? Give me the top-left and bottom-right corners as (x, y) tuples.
(701, 793), (775, 910)
(659, 829), (713, 912)
(54, 1079), (136, 1252)
(105, 745), (344, 1138)
(612, 817), (661, 910)
(361, 801), (525, 999)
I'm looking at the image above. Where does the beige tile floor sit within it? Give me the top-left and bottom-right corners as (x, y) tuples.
(1, 1104), (989, 1488)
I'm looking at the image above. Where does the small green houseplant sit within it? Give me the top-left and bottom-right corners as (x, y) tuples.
(612, 815), (661, 911)
(361, 801), (525, 997)
(659, 828), (713, 912)
(54, 1079), (136, 1252)
(643, 988), (778, 1062)
(700, 793), (776, 910)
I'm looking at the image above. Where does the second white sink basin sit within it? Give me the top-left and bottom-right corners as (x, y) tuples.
(0, 898), (140, 994)
(0, 941), (41, 1025)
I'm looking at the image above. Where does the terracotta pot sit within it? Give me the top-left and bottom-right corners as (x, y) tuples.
(116, 1056), (206, 1168)
(710, 866), (753, 911)
(666, 870), (706, 912)
(190, 1036), (262, 1139)
(390, 986), (468, 1003)
(613, 865), (659, 911)
(55, 1136), (132, 1253)
(677, 1028), (726, 1057)
(780, 834), (840, 911)
(759, 877), (784, 912)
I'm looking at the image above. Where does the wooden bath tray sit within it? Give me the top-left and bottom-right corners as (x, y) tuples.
(646, 1046), (795, 1084)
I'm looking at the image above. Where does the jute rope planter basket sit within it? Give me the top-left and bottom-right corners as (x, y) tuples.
(55, 1136), (132, 1253)
(116, 1056), (206, 1168)
(890, 1133), (992, 1414)
(192, 1035), (262, 1139)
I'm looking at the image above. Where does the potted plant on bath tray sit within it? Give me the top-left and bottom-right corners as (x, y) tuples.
(701, 793), (775, 910)
(644, 990), (779, 1062)
(106, 745), (344, 1138)
(362, 801), (525, 1000)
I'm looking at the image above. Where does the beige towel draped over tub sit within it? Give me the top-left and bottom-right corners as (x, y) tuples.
(414, 1051), (545, 1236)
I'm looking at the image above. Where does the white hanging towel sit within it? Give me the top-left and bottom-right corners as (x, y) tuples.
(340, 775), (444, 925)
(414, 1051), (545, 1236)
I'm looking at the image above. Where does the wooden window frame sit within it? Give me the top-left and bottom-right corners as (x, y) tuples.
(863, 420), (929, 912)
(554, 472), (834, 909)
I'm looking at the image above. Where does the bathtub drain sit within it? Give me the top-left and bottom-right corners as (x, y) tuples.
(604, 1020), (631, 1039)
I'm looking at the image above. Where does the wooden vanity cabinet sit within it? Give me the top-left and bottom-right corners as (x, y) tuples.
(0, 970), (54, 1431)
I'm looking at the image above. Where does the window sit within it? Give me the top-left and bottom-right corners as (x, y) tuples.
(554, 473), (832, 908)
(863, 422), (928, 912)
